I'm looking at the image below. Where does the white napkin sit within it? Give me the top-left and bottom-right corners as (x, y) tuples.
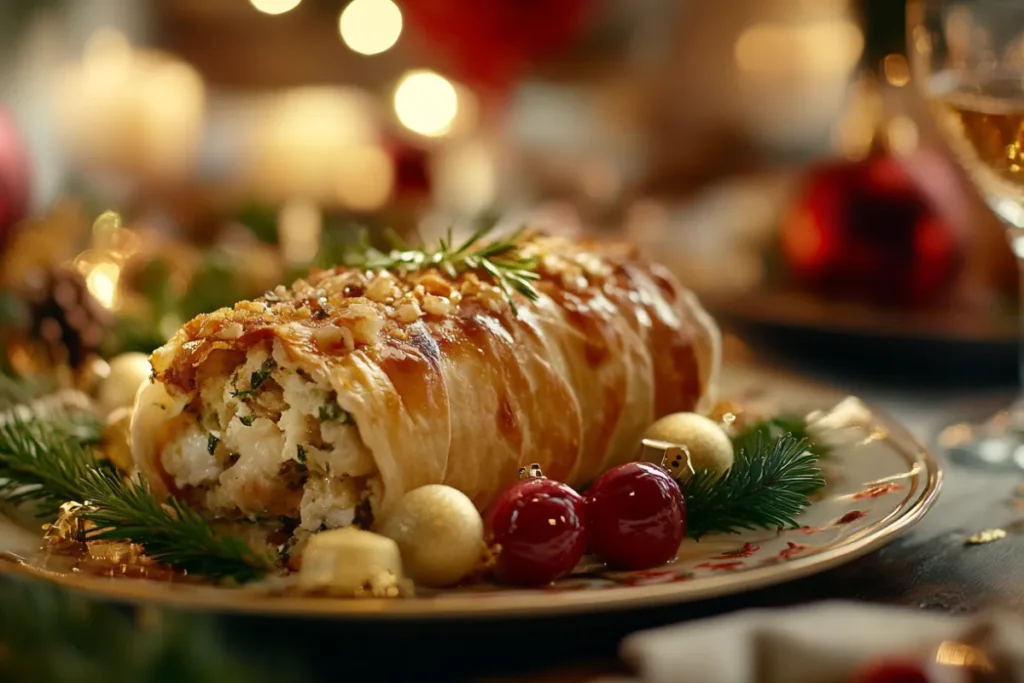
(592, 602), (1024, 683)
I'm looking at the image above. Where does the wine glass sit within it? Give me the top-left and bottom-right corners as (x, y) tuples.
(908, 0), (1024, 467)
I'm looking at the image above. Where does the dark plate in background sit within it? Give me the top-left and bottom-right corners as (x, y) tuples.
(702, 289), (1018, 387)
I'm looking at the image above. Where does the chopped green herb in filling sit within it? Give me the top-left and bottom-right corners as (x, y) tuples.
(231, 358), (276, 400)
(317, 400), (354, 425)
(207, 434), (219, 455)
(238, 414), (255, 427)
(297, 445), (307, 464)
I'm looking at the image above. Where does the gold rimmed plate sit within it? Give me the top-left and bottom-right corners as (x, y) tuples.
(0, 365), (942, 619)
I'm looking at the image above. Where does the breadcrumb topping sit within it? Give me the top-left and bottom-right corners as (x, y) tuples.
(150, 232), (652, 391)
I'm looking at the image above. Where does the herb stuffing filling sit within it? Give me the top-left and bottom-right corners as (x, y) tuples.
(151, 344), (382, 544)
(317, 398), (353, 425)
(230, 358), (276, 400)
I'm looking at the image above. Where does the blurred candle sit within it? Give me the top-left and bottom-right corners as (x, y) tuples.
(244, 87), (379, 204)
(53, 31), (205, 183)
(648, 0), (865, 163)
(733, 15), (864, 149)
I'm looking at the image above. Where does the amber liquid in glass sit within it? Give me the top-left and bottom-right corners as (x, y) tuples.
(933, 76), (1024, 423)
(933, 77), (1024, 222)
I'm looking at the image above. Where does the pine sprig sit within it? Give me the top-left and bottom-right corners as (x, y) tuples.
(348, 223), (541, 313)
(78, 472), (273, 582)
(681, 433), (826, 539)
(0, 373), (52, 411)
(733, 414), (830, 460)
(0, 415), (274, 582)
(0, 416), (99, 515)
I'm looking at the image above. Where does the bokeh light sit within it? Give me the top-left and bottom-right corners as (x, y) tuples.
(336, 145), (394, 211)
(82, 29), (132, 83)
(883, 53), (910, 87)
(393, 70), (459, 137)
(247, 87), (378, 202)
(249, 0), (302, 15)
(85, 261), (121, 310)
(91, 210), (122, 249)
(886, 115), (919, 156)
(433, 140), (496, 214)
(278, 199), (322, 265)
(339, 0), (403, 56)
(734, 19), (863, 75)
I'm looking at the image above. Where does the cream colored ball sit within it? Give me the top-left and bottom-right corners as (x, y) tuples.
(299, 527), (403, 595)
(97, 353), (152, 414)
(379, 485), (484, 587)
(644, 412), (734, 480)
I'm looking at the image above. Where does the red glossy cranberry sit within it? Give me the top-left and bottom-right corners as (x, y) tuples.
(486, 476), (587, 585)
(585, 462), (685, 570)
(849, 659), (934, 683)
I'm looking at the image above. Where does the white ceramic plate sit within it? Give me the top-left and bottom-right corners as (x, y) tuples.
(0, 364), (941, 619)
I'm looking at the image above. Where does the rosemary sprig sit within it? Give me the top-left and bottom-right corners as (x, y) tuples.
(349, 224), (541, 313)
(681, 433), (826, 539)
(0, 415), (274, 582)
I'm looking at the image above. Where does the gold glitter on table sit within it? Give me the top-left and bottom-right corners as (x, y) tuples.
(964, 529), (1007, 546)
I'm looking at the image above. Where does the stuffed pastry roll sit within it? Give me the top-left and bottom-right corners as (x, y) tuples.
(130, 232), (720, 535)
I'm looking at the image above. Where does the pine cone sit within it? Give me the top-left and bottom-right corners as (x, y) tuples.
(23, 265), (112, 370)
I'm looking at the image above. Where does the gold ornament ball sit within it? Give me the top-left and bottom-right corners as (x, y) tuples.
(644, 412), (734, 480)
(379, 484), (484, 587)
(75, 357), (110, 396)
(97, 353), (152, 414)
(100, 407), (134, 473)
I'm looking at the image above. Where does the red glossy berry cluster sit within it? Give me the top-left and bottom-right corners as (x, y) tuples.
(485, 462), (687, 585)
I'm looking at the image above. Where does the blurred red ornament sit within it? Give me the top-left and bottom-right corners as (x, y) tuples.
(401, 0), (595, 93)
(780, 149), (965, 308)
(0, 104), (30, 249)
(849, 659), (934, 683)
(387, 139), (431, 199)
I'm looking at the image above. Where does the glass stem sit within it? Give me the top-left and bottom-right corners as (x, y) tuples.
(1020, 255), (1024, 394)
(1012, 236), (1024, 429)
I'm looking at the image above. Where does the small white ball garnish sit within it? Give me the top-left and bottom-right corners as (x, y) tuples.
(299, 527), (403, 596)
(643, 412), (734, 481)
(96, 353), (152, 415)
(378, 484), (484, 588)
